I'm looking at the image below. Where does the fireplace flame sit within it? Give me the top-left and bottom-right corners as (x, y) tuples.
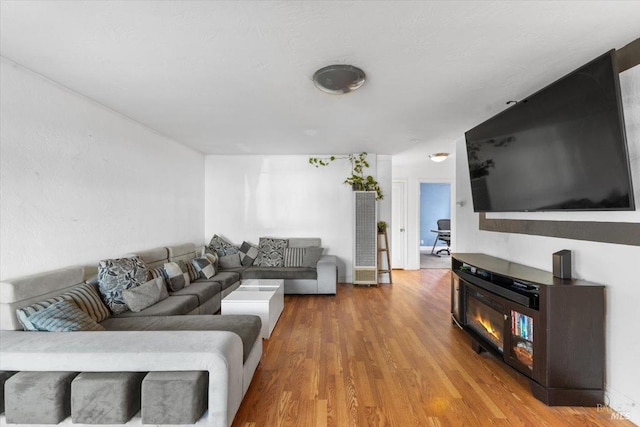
(477, 316), (501, 343)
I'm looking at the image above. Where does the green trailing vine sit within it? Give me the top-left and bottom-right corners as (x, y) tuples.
(308, 152), (384, 200)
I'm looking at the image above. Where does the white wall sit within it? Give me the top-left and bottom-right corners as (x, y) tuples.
(392, 146), (456, 269)
(204, 154), (388, 283)
(455, 64), (640, 423)
(0, 59), (205, 279)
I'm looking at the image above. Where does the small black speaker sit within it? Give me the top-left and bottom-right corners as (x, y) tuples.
(553, 250), (572, 279)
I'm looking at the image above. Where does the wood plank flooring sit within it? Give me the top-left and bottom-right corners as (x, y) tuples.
(233, 269), (634, 426)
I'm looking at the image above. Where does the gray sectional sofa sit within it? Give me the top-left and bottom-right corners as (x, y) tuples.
(225, 238), (337, 295)
(0, 237), (337, 426)
(0, 265), (263, 427)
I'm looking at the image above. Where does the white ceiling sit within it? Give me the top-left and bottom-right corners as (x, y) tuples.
(1, 1), (639, 156)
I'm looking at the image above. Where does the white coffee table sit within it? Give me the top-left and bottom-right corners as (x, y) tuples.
(221, 279), (284, 339)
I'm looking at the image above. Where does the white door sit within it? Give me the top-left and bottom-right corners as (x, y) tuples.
(391, 181), (406, 269)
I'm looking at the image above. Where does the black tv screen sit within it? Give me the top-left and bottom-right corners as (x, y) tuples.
(465, 50), (635, 212)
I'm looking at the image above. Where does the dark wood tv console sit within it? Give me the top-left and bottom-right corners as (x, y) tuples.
(451, 253), (605, 406)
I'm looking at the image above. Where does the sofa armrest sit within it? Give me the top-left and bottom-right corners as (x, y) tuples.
(0, 330), (244, 427)
(316, 255), (337, 294)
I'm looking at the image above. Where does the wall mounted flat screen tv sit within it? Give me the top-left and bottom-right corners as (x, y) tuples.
(465, 50), (635, 212)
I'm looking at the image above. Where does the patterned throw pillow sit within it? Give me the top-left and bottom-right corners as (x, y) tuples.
(163, 262), (187, 292)
(283, 247), (305, 267)
(185, 261), (199, 282)
(239, 241), (259, 266)
(204, 251), (219, 269)
(122, 278), (168, 312)
(97, 257), (149, 315)
(62, 283), (111, 323)
(208, 235), (239, 257)
(148, 266), (167, 283)
(255, 238), (288, 267)
(25, 299), (105, 332)
(191, 257), (215, 279)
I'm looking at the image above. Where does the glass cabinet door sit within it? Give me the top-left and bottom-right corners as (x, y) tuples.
(508, 309), (534, 371)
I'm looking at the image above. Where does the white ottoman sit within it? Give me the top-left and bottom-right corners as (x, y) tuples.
(221, 279), (284, 339)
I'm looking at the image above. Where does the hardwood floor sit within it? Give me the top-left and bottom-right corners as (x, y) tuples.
(233, 270), (634, 427)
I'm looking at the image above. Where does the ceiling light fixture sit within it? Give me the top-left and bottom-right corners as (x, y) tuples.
(313, 64), (366, 94)
(429, 153), (450, 162)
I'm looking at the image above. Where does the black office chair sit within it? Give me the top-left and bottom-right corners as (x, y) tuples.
(436, 219), (451, 256)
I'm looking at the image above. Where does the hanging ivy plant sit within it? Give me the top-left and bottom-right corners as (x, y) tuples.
(308, 152), (384, 200)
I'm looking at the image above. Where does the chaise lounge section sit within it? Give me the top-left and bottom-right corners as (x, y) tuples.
(0, 265), (262, 426)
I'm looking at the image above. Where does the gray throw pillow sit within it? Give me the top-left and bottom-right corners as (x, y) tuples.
(98, 257), (149, 314)
(238, 241), (259, 266)
(219, 253), (242, 270)
(122, 278), (168, 312)
(208, 235), (239, 257)
(302, 247), (324, 267)
(255, 237), (288, 267)
(26, 299), (105, 332)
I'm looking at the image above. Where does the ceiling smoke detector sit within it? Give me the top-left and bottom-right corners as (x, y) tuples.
(313, 64), (366, 94)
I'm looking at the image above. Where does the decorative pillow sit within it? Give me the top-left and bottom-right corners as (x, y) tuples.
(238, 241), (259, 266)
(185, 261), (199, 282)
(283, 247), (305, 267)
(176, 261), (192, 287)
(122, 278), (168, 312)
(255, 237), (288, 267)
(219, 253), (242, 270)
(163, 262), (187, 292)
(16, 296), (65, 331)
(62, 283), (111, 323)
(25, 299), (105, 332)
(98, 257), (149, 315)
(302, 247), (324, 268)
(204, 251), (219, 269)
(208, 235), (239, 257)
(148, 266), (166, 283)
(191, 257), (215, 279)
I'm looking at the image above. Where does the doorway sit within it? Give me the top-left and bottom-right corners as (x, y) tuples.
(419, 182), (451, 268)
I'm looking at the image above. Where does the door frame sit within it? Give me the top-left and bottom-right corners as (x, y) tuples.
(392, 179), (408, 269)
(416, 178), (454, 264)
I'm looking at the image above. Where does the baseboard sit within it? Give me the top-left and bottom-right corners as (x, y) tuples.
(604, 387), (639, 424)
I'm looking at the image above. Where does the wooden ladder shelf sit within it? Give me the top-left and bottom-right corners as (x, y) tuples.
(377, 230), (392, 284)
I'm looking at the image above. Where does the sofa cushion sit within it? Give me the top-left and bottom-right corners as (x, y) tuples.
(241, 267), (317, 280)
(26, 299), (105, 332)
(238, 241), (259, 266)
(98, 257), (149, 314)
(169, 281), (221, 305)
(100, 315), (262, 363)
(255, 237), (288, 267)
(122, 278), (169, 313)
(208, 235), (238, 257)
(111, 295), (198, 318)
(211, 271), (241, 291)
